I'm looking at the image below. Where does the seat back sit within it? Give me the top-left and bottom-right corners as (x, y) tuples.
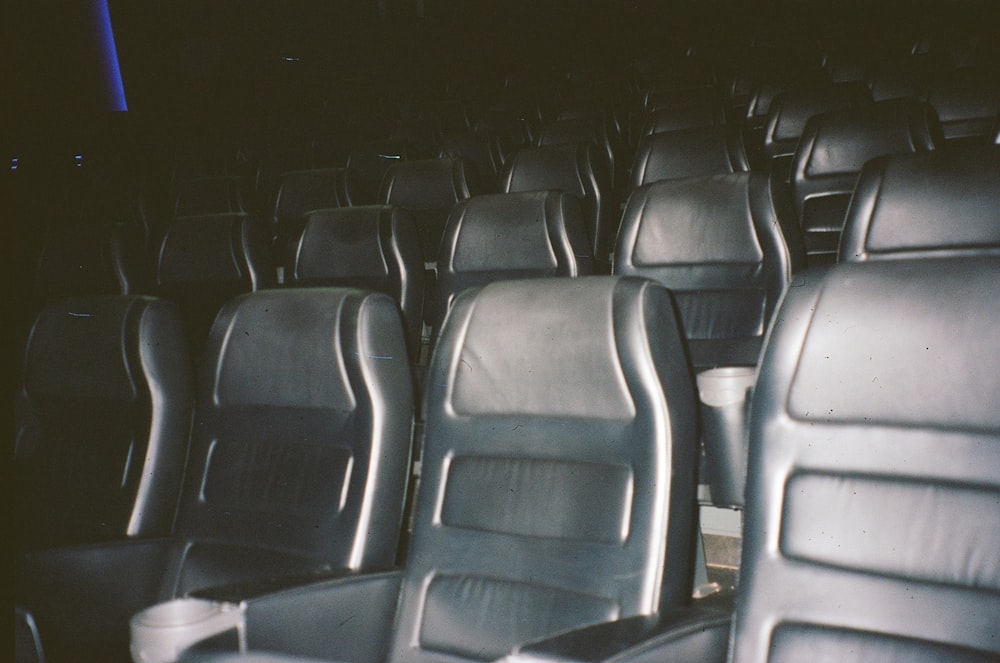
(268, 168), (359, 263)
(15, 296), (193, 550)
(288, 206), (425, 359)
(390, 276), (698, 663)
(172, 176), (251, 218)
(790, 100), (939, 266)
(500, 143), (613, 268)
(615, 172), (802, 369)
(630, 125), (749, 190)
(438, 129), (512, 189)
(379, 158), (478, 263)
(435, 191), (593, 331)
(840, 146), (1000, 262)
(733, 257), (1000, 662)
(167, 288), (414, 595)
(923, 70), (1000, 143)
(154, 213), (276, 351)
(346, 138), (415, 205)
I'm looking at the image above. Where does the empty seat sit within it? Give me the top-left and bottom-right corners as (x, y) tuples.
(759, 82), (873, 174)
(172, 176), (252, 218)
(287, 206), (425, 359)
(435, 191), (594, 331)
(346, 139), (416, 205)
(153, 213), (276, 351)
(18, 288), (415, 661)
(438, 128), (512, 189)
(536, 115), (624, 200)
(177, 276), (699, 663)
(268, 168), (359, 266)
(630, 125), (749, 189)
(615, 172), (803, 370)
(790, 100), (939, 266)
(512, 257), (1000, 663)
(840, 146), (1000, 262)
(15, 295), (193, 551)
(500, 143), (614, 270)
(638, 99), (729, 137)
(923, 69), (1000, 144)
(378, 157), (479, 264)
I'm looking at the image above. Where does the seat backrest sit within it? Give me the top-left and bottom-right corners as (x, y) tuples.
(172, 176), (251, 218)
(154, 213), (276, 351)
(379, 157), (478, 263)
(536, 116), (622, 198)
(733, 256), (1000, 662)
(288, 205), (425, 359)
(435, 191), (593, 331)
(840, 146), (1000, 262)
(790, 100), (939, 266)
(390, 276), (698, 663)
(638, 100), (729, 137)
(15, 296), (193, 550)
(438, 129), (512, 189)
(346, 138), (415, 205)
(500, 143), (613, 267)
(923, 69), (1000, 143)
(167, 288), (414, 595)
(761, 82), (873, 169)
(615, 172), (802, 369)
(630, 125), (749, 189)
(269, 168), (359, 259)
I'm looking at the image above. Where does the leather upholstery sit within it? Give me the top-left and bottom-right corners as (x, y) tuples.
(390, 276), (698, 662)
(790, 100), (939, 265)
(346, 138), (415, 205)
(435, 191), (593, 331)
(733, 257), (1000, 662)
(638, 100), (728, 137)
(630, 125), (749, 189)
(154, 213), (277, 351)
(438, 129), (512, 188)
(923, 70), (1000, 143)
(840, 146), (1000, 262)
(173, 176), (251, 218)
(499, 143), (614, 266)
(615, 172), (802, 369)
(536, 115), (622, 201)
(378, 157), (478, 263)
(15, 295), (193, 550)
(268, 167), (358, 263)
(288, 205), (425, 359)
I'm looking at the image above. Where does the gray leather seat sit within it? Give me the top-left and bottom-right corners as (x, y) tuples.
(923, 69), (1000, 144)
(614, 172), (804, 370)
(172, 176), (252, 218)
(378, 157), (479, 264)
(630, 125), (749, 190)
(179, 276), (700, 663)
(508, 258), (1000, 663)
(15, 295), (193, 552)
(18, 288), (415, 662)
(346, 138), (415, 205)
(434, 191), (593, 332)
(288, 206), (425, 359)
(268, 168), (359, 267)
(840, 146), (1000, 262)
(500, 143), (614, 269)
(789, 100), (939, 266)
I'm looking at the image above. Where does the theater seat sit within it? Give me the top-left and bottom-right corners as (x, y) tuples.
(923, 69), (1000, 144)
(435, 191), (593, 332)
(153, 213), (277, 352)
(790, 100), (939, 266)
(172, 176), (252, 218)
(630, 125), (749, 189)
(287, 206), (425, 359)
(438, 128), (512, 189)
(14, 295), (194, 551)
(500, 143), (614, 270)
(378, 157), (479, 264)
(346, 139), (416, 205)
(18, 288), (415, 662)
(268, 168), (359, 268)
(178, 276), (699, 663)
(511, 257), (1000, 663)
(614, 172), (803, 370)
(839, 146), (1000, 262)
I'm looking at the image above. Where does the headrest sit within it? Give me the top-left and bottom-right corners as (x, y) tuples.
(840, 147), (1000, 261)
(273, 168), (357, 218)
(764, 82), (871, 156)
(24, 296), (150, 404)
(156, 213), (247, 285)
(294, 206), (403, 282)
(632, 125), (747, 187)
(380, 158), (475, 209)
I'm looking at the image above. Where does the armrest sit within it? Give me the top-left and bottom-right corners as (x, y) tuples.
(184, 570), (404, 663)
(505, 607), (732, 663)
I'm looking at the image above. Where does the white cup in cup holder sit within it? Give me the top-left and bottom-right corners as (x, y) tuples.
(130, 598), (246, 663)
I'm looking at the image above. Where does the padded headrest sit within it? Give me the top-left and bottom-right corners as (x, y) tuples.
(272, 168), (357, 220)
(380, 158), (476, 209)
(208, 288), (365, 409)
(796, 100), (938, 179)
(620, 173), (765, 267)
(156, 213), (248, 285)
(23, 296), (151, 403)
(631, 125), (748, 187)
(640, 101), (727, 136)
(840, 147), (1000, 261)
(444, 191), (584, 271)
(441, 277), (669, 420)
(293, 206), (403, 281)
(764, 82), (872, 157)
(501, 143), (598, 197)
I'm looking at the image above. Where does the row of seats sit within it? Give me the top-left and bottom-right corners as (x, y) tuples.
(16, 143), (1000, 662)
